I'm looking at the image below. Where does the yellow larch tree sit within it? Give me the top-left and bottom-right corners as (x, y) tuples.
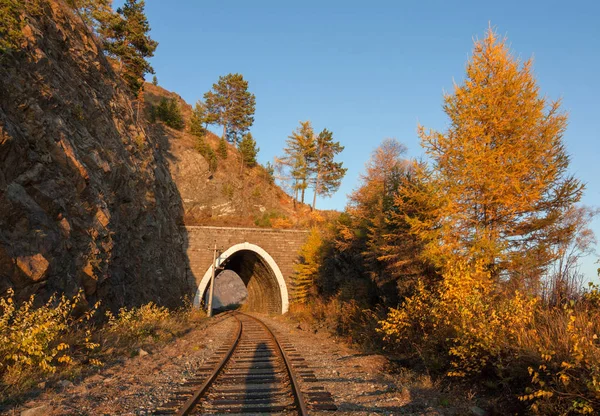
(416, 28), (583, 287)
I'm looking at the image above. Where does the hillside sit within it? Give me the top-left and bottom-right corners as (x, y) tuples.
(0, 0), (313, 311)
(0, 1), (191, 308)
(143, 83), (303, 227)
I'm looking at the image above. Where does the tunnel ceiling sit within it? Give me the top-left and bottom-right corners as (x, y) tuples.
(221, 250), (282, 314)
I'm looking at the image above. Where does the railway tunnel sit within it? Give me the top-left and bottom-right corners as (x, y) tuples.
(193, 242), (290, 314)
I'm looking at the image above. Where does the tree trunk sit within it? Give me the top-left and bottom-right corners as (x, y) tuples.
(301, 184), (305, 204)
(312, 149), (322, 210)
(312, 176), (319, 210)
(222, 124), (227, 140)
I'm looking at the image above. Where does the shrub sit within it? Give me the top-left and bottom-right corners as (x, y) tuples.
(0, 0), (29, 54)
(154, 97), (184, 130)
(0, 289), (205, 403)
(379, 260), (600, 414)
(105, 302), (170, 342)
(518, 291), (600, 414)
(221, 183), (234, 200)
(254, 211), (280, 227)
(0, 290), (100, 399)
(195, 136), (218, 173)
(380, 260), (538, 376)
(289, 296), (384, 351)
(271, 217), (293, 229)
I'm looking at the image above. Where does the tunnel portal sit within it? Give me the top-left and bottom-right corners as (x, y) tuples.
(194, 242), (289, 314)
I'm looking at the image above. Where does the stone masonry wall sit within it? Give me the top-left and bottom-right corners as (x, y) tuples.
(185, 226), (309, 295)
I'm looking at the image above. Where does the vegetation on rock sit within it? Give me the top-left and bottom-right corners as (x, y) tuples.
(152, 97), (185, 130)
(239, 132), (259, 168)
(101, 0), (157, 96)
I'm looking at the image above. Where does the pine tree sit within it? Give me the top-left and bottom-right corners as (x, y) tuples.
(310, 129), (346, 210)
(279, 121), (316, 203)
(102, 0), (157, 96)
(204, 73), (256, 144)
(155, 97), (184, 130)
(218, 137), (228, 159)
(239, 133), (259, 168)
(190, 101), (209, 137)
(264, 162), (275, 183)
(67, 0), (114, 35)
(416, 28), (583, 287)
(152, 75), (158, 86)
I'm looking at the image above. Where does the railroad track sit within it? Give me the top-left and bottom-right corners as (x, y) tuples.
(154, 312), (335, 415)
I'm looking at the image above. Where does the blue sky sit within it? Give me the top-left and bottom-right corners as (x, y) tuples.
(117, 0), (600, 280)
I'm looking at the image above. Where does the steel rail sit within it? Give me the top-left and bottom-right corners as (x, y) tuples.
(239, 312), (309, 416)
(175, 312), (308, 415)
(175, 314), (242, 416)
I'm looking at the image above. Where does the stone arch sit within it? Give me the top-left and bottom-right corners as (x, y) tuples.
(193, 242), (289, 314)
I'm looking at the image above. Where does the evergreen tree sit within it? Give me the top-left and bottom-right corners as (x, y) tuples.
(152, 75), (158, 86)
(264, 162), (275, 183)
(415, 28), (583, 287)
(239, 133), (259, 168)
(102, 0), (157, 96)
(67, 0), (114, 35)
(190, 101), (209, 137)
(204, 73), (256, 144)
(218, 137), (228, 159)
(155, 97), (184, 130)
(310, 128), (346, 210)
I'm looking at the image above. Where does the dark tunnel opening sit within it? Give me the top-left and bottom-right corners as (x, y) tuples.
(206, 249), (283, 314)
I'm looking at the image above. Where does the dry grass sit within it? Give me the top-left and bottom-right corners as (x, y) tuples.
(289, 296), (386, 352)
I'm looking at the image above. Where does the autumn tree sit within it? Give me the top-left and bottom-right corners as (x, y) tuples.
(204, 73), (256, 144)
(278, 121), (316, 203)
(344, 139), (408, 283)
(292, 228), (323, 303)
(310, 128), (346, 210)
(239, 132), (259, 168)
(415, 28), (583, 287)
(102, 0), (157, 96)
(339, 139), (436, 299)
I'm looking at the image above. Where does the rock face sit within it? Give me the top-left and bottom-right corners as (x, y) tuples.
(0, 1), (193, 308)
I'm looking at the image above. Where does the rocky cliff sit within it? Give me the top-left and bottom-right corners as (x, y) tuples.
(0, 1), (192, 308)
